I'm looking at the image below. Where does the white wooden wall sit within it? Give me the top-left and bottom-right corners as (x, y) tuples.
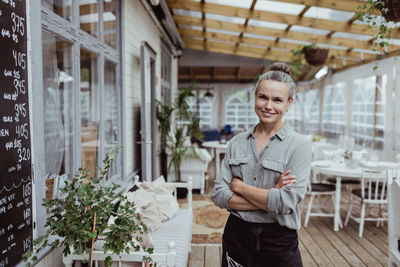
(123, 0), (162, 176)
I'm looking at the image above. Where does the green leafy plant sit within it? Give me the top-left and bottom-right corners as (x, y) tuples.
(290, 46), (308, 80)
(23, 147), (153, 267)
(354, 0), (399, 70)
(167, 126), (198, 182)
(156, 100), (175, 178)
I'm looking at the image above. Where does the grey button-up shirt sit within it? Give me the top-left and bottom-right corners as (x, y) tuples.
(211, 123), (312, 230)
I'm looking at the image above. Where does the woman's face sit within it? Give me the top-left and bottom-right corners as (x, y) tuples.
(254, 79), (293, 125)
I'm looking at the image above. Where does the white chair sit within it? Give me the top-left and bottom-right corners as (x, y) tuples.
(304, 173), (343, 229)
(388, 169), (400, 267)
(345, 161), (398, 237)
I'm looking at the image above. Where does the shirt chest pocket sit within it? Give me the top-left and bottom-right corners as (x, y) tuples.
(261, 159), (285, 185)
(229, 156), (250, 179)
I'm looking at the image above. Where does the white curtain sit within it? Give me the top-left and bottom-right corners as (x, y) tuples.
(42, 32), (65, 176)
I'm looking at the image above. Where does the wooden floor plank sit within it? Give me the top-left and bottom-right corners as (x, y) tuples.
(189, 245), (205, 267)
(307, 218), (350, 267)
(342, 220), (388, 266)
(313, 217), (366, 266)
(299, 223), (334, 266)
(298, 238), (318, 267)
(205, 245), (221, 267)
(320, 217), (382, 266)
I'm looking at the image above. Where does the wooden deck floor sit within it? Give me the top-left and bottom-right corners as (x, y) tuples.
(188, 195), (389, 267)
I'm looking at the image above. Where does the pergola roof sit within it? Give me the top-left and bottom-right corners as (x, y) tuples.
(167, 0), (400, 81)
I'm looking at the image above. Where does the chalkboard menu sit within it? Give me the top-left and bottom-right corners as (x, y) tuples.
(0, 1), (32, 266)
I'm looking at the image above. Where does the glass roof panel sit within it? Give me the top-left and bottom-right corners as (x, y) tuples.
(205, 0), (253, 9)
(180, 24), (204, 31)
(254, 0), (304, 15)
(279, 38), (311, 46)
(207, 28), (241, 36)
(248, 19), (288, 30)
(205, 13), (246, 24)
(303, 7), (354, 22)
(331, 32), (373, 41)
(316, 43), (347, 50)
(389, 39), (400, 45)
(243, 33), (276, 41)
(352, 48), (381, 55)
(240, 43), (266, 49)
(174, 9), (202, 18)
(290, 25), (330, 35)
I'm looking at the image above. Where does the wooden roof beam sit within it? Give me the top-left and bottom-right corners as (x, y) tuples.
(179, 28), (376, 60)
(183, 38), (347, 69)
(167, 0), (400, 39)
(173, 15), (400, 52)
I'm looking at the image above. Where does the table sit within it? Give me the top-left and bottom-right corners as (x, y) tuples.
(311, 160), (362, 231)
(202, 141), (229, 178)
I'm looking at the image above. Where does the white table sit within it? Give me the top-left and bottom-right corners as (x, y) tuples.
(202, 141), (229, 178)
(311, 160), (362, 231)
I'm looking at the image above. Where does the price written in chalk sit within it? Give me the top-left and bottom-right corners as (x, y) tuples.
(12, 50), (25, 69)
(11, 12), (24, 37)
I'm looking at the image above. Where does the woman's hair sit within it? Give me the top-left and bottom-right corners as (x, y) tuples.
(254, 62), (296, 99)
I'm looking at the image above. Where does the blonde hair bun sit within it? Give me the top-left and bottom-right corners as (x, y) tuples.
(270, 62), (291, 76)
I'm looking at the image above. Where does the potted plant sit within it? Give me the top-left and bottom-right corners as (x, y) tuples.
(156, 100), (174, 179)
(23, 147), (153, 267)
(355, 0), (400, 69)
(290, 46), (322, 80)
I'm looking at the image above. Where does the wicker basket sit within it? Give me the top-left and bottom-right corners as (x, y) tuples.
(381, 0), (400, 22)
(303, 47), (329, 66)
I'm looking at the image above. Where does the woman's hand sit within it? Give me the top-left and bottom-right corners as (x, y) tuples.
(230, 178), (244, 194)
(274, 170), (296, 189)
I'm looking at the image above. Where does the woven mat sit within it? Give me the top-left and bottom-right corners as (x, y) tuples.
(179, 194), (229, 244)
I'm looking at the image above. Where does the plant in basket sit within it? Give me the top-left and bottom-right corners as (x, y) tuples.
(23, 147), (153, 267)
(355, 0), (400, 69)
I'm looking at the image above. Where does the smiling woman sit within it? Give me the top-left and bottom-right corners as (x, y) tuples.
(211, 62), (312, 267)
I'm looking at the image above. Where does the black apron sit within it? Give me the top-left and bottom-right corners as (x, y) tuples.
(222, 214), (303, 267)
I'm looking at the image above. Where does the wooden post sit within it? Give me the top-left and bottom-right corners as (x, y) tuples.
(90, 212), (97, 267)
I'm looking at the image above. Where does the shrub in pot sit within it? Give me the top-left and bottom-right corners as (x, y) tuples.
(23, 147), (153, 267)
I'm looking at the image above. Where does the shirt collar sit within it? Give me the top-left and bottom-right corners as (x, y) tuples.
(246, 123), (292, 141)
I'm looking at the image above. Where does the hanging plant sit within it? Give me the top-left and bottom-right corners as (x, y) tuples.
(302, 45), (329, 66)
(355, 0), (400, 66)
(290, 45), (326, 80)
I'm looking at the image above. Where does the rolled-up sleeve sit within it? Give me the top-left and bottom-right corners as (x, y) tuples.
(267, 140), (312, 215)
(211, 143), (234, 210)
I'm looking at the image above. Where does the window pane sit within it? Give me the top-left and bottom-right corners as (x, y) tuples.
(80, 49), (99, 176)
(104, 0), (118, 49)
(104, 60), (119, 178)
(42, 0), (72, 21)
(42, 31), (74, 180)
(80, 1), (99, 38)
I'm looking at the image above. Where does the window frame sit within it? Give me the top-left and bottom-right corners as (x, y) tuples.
(31, 0), (123, 239)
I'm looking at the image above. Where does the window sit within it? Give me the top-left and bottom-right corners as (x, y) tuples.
(80, 49), (99, 177)
(104, 60), (120, 178)
(185, 92), (213, 129)
(351, 75), (386, 150)
(40, 1), (121, 182)
(322, 83), (345, 139)
(80, 1), (99, 37)
(304, 89), (320, 134)
(42, 0), (72, 21)
(38, 0), (121, 230)
(42, 32), (74, 179)
(161, 42), (172, 105)
(225, 90), (258, 131)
